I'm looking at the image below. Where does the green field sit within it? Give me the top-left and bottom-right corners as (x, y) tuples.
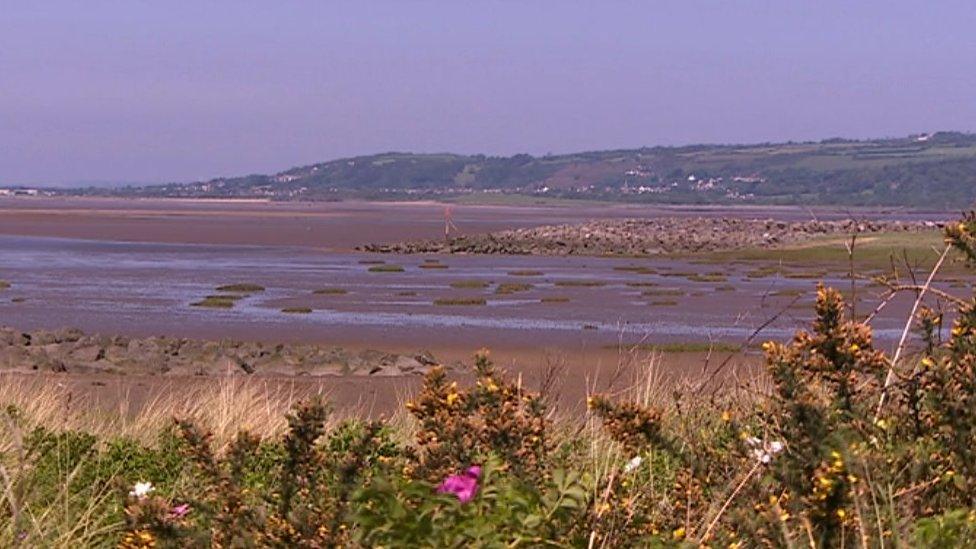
(701, 230), (957, 272)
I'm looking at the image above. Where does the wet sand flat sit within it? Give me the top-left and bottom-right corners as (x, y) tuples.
(0, 197), (963, 387)
(0, 197), (949, 249)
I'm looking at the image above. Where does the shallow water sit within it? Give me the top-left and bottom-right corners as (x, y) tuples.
(0, 235), (942, 351)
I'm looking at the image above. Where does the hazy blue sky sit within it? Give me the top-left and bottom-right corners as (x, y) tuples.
(2, 1), (975, 185)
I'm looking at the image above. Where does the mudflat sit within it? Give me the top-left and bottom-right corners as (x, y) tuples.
(0, 197), (946, 249)
(0, 197), (962, 408)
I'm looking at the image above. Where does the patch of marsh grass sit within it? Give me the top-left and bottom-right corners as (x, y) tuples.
(368, 264), (405, 273)
(613, 266), (657, 274)
(191, 296), (238, 308)
(783, 270), (828, 279)
(553, 280), (607, 287)
(659, 271), (696, 278)
(281, 307), (313, 314)
(686, 273), (728, 283)
(496, 283), (533, 295)
(313, 288), (348, 295)
(745, 266), (783, 278)
(450, 280), (490, 289)
(433, 297), (487, 306)
(507, 270), (544, 277)
(641, 289), (684, 297)
(215, 283), (265, 293)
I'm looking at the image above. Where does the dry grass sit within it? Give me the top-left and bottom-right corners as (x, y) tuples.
(603, 342), (741, 354)
(0, 376), (358, 546)
(0, 375), (330, 452)
(0, 343), (854, 546)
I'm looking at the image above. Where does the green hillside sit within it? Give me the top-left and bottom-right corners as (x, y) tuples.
(95, 131), (976, 207)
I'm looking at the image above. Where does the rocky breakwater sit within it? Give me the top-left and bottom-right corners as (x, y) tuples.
(0, 326), (440, 377)
(360, 218), (942, 256)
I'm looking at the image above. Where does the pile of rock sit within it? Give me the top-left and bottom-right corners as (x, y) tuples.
(360, 218), (942, 256)
(0, 326), (440, 377)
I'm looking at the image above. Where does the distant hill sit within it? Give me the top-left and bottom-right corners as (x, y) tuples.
(76, 132), (976, 208)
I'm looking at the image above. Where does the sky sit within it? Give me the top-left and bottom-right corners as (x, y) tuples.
(2, 1), (975, 186)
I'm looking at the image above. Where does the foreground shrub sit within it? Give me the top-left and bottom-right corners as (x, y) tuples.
(406, 352), (551, 481)
(352, 459), (587, 547)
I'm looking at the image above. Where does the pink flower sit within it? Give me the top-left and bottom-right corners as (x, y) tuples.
(169, 503), (191, 519)
(436, 465), (482, 503)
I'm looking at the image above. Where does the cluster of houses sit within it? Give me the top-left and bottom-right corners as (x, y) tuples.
(613, 172), (764, 199)
(0, 188), (42, 197)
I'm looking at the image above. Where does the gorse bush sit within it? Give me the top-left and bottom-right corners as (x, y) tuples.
(4, 218), (976, 546)
(405, 352), (550, 480)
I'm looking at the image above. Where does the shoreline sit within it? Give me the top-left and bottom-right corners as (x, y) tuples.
(361, 218), (945, 257)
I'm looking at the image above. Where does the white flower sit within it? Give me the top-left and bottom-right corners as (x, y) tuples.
(745, 437), (784, 464)
(130, 481), (154, 498)
(623, 456), (643, 473)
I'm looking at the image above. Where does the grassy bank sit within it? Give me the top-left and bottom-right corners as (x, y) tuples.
(701, 230), (954, 271)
